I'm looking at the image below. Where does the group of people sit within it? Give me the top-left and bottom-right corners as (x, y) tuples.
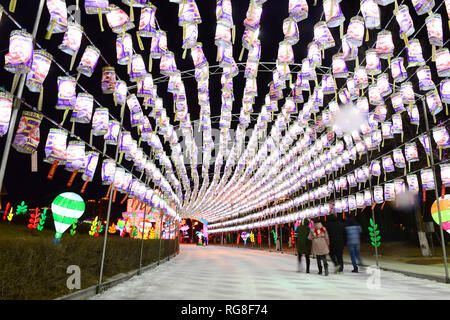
(295, 215), (363, 275)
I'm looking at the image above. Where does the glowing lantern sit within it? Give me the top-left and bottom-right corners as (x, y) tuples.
(432, 127), (450, 150)
(51, 192), (85, 242)
(85, 0), (110, 32)
(106, 4), (134, 34)
(116, 33), (133, 67)
(365, 49), (381, 75)
(160, 51), (178, 76)
(44, 128), (67, 164)
(0, 91), (13, 136)
(178, 0), (202, 26)
(12, 111), (42, 154)
(56, 76), (76, 111)
(346, 16), (365, 47)
(71, 93), (93, 124)
(81, 151), (99, 182)
(45, 0), (68, 40)
(426, 13), (443, 49)
(341, 34), (358, 61)
(58, 22), (83, 70)
(4, 30), (34, 93)
(101, 66), (116, 94)
(289, 0), (308, 22)
(191, 44), (207, 68)
(440, 79), (450, 114)
(405, 142), (419, 163)
(421, 168), (435, 190)
(26, 50), (52, 110)
(431, 195), (450, 234)
(323, 0), (345, 29)
(101, 158), (116, 185)
(435, 48), (450, 77)
(283, 18), (299, 45)
(411, 0), (435, 15)
(313, 21), (335, 50)
(426, 89), (443, 120)
(407, 174), (420, 193)
(441, 164), (450, 187)
(354, 67), (368, 89)
(390, 57), (407, 83)
(77, 45), (100, 78)
(92, 108), (109, 136)
(395, 4), (414, 48)
(65, 140), (85, 172)
(114, 80), (128, 106)
(137, 75), (154, 98)
(150, 30), (168, 64)
(416, 65), (435, 91)
(129, 54), (147, 81)
(406, 39), (425, 67)
(375, 30), (394, 60)
(361, 0), (380, 29)
(377, 73), (392, 97)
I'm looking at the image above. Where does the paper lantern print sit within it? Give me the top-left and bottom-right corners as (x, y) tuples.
(12, 111), (42, 154)
(129, 54), (147, 81)
(426, 13), (443, 47)
(431, 195), (450, 234)
(150, 30), (168, 59)
(44, 128), (67, 164)
(407, 174), (420, 193)
(346, 16), (365, 47)
(283, 18), (299, 45)
(81, 151), (99, 182)
(59, 22), (83, 56)
(416, 65), (435, 91)
(178, 0), (202, 26)
(52, 192), (85, 240)
(116, 32), (133, 65)
(395, 5), (415, 39)
(92, 108), (109, 136)
(56, 76), (76, 110)
(4, 30), (34, 75)
(160, 51), (178, 76)
(106, 4), (134, 33)
(104, 119), (120, 145)
(182, 23), (198, 50)
(45, 0), (68, 39)
(101, 158), (116, 185)
(71, 93), (93, 124)
(435, 48), (450, 77)
(0, 91), (13, 136)
(138, 3), (157, 37)
(440, 79), (450, 104)
(361, 0), (380, 29)
(406, 39), (425, 67)
(65, 140), (85, 172)
(114, 80), (128, 106)
(101, 66), (116, 94)
(77, 45), (100, 77)
(441, 164), (450, 187)
(288, 0), (308, 22)
(313, 21), (335, 50)
(426, 89), (443, 117)
(411, 0), (435, 16)
(432, 126), (450, 149)
(323, 0), (345, 28)
(421, 168), (435, 190)
(25, 50), (52, 93)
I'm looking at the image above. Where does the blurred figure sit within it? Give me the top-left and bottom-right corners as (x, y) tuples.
(345, 216), (363, 273)
(308, 218), (330, 276)
(295, 218), (311, 273)
(325, 214), (345, 273)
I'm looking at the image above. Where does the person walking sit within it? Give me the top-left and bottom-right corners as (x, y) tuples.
(295, 218), (311, 273)
(345, 216), (363, 273)
(325, 214), (345, 273)
(308, 218), (330, 276)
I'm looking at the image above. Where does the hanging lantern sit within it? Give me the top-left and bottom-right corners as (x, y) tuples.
(307, 41), (322, 66)
(182, 23), (198, 57)
(289, 0), (308, 22)
(104, 119), (120, 146)
(323, 0), (345, 29)
(433, 126), (450, 150)
(405, 142), (419, 163)
(354, 67), (368, 89)
(101, 66), (116, 94)
(426, 89), (443, 120)
(283, 18), (299, 45)
(191, 44), (207, 68)
(137, 74), (154, 98)
(346, 16), (365, 47)
(12, 111), (42, 154)
(395, 4), (414, 48)
(435, 48), (450, 77)
(375, 30), (394, 60)
(58, 22), (83, 70)
(45, 0), (68, 40)
(377, 73), (392, 97)
(178, 0), (202, 26)
(160, 51), (178, 76)
(421, 169), (435, 190)
(244, 1), (262, 30)
(416, 65), (435, 91)
(85, 0), (110, 32)
(116, 33), (133, 67)
(106, 4), (134, 34)
(150, 30), (168, 61)
(56, 76), (77, 111)
(77, 45), (100, 78)
(313, 21), (335, 50)
(368, 84), (383, 105)
(411, 0), (435, 16)
(426, 13), (443, 49)
(440, 79), (450, 109)
(361, 0), (380, 29)
(71, 93), (94, 124)
(391, 92), (405, 114)
(44, 128), (67, 176)
(113, 80), (128, 106)
(365, 49), (381, 75)
(0, 91), (13, 136)
(137, 3), (157, 46)
(81, 151), (99, 182)
(92, 108), (109, 136)
(390, 57), (408, 83)
(65, 140), (85, 172)
(400, 82), (415, 105)
(129, 54), (147, 81)
(113, 167), (126, 192)
(26, 50), (52, 111)
(4, 30), (34, 94)
(101, 158), (116, 185)
(341, 34), (358, 61)
(406, 39), (425, 68)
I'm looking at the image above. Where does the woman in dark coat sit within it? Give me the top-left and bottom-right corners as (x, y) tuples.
(295, 218), (311, 273)
(325, 214), (345, 273)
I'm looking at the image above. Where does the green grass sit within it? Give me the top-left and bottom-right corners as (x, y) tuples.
(0, 223), (178, 300)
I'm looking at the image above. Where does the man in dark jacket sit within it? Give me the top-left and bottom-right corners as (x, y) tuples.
(325, 214), (345, 273)
(295, 219), (311, 273)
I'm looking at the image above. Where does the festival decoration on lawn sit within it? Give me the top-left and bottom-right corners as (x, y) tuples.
(108, 223), (116, 234)
(368, 218), (381, 247)
(431, 195), (450, 234)
(15, 201), (27, 215)
(51, 192), (85, 242)
(69, 222), (77, 236)
(28, 207), (42, 229)
(36, 207), (48, 231)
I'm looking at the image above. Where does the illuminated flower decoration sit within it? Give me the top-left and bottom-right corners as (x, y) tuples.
(77, 45), (100, 78)
(101, 158), (116, 185)
(0, 92), (13, 136)
(4, 30), (34, 93)
(92, 107), (109, 136)
(85, 1), (110, 25)
(71, 93), (93, 124)
(58, 22), (83, 70)
(26, 50), (52, 110)
(65, 140), (85, 172)
(289, 0), (308, 22)
(45, 0), (68, 40)
(12, 111), (42, 154)
(406, 39), (425, 68)
(106, 4), (134, 34)
(44, 128), (67, 165)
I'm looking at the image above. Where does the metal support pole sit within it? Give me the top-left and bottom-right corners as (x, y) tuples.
(0, 0), (46, 193)
(365, 152), (380, 267)
(138, 203), (151, 275)
(158, 212), (163, 265)
(97, 103), (126, 291)
(420, 98), (449, 282)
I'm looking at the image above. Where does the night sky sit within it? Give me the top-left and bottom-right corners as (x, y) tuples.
(0, 0), (447, 222)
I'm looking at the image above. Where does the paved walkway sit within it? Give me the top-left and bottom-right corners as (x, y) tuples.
(91, 244), (450, 300)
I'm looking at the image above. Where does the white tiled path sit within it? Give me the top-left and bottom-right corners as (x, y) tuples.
(91, 244), (450, 300)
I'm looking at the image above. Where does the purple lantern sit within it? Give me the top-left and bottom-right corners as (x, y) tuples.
(56, 76), (76, 110)
(77, 45), (100, 78)
(104, 120), (120, 145)
(0, 92), (13, 136)
(44, 128), (67, 164)
(12, 111), (42, 154)
(101, 66), (116, 94)
(65, 141), (85, 172)
(81, 151), (99, 182)
(71, 93), (93, 124)
(92, 108), (109, 136)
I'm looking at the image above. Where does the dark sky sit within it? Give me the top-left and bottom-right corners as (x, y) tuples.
(0, 0), (447, 220)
